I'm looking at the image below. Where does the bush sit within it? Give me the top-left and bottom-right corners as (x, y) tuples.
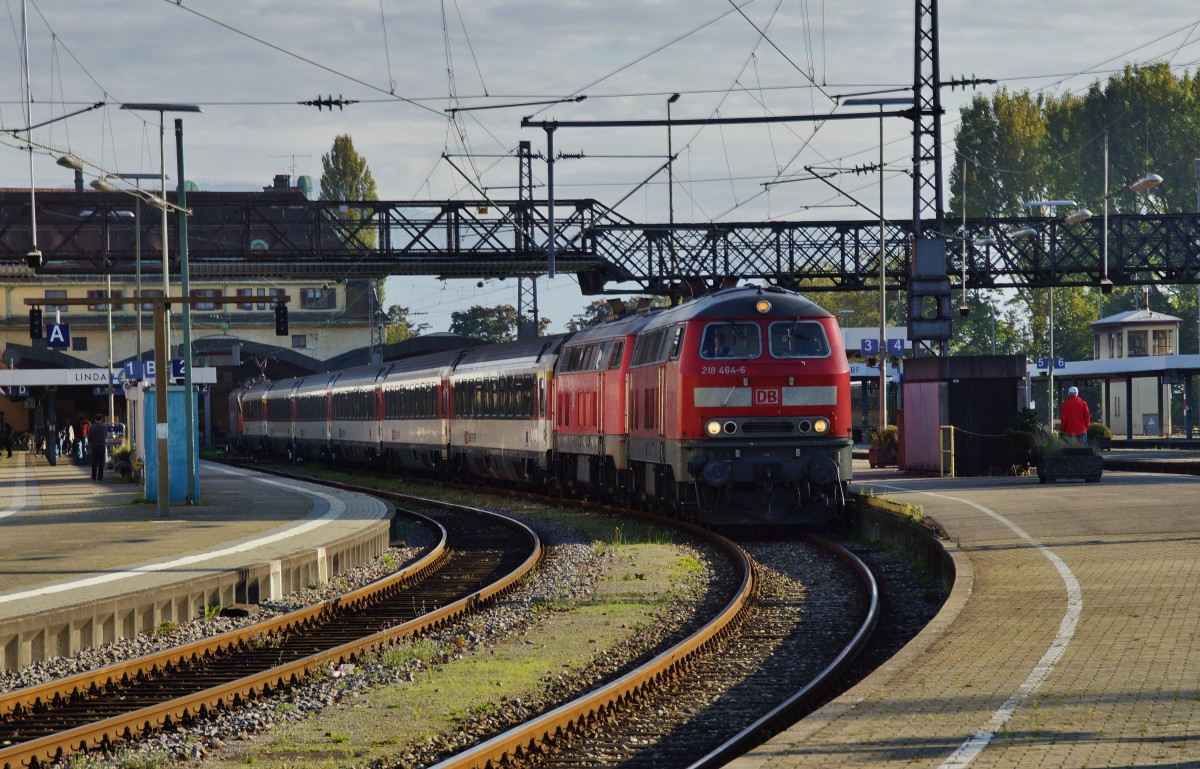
(1007, 408), (1063, 470)
(868, 424), (899, 450)
(1087, 422), (1112, 442)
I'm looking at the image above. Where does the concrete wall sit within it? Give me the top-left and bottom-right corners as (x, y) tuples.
(0, 518), (389, 672)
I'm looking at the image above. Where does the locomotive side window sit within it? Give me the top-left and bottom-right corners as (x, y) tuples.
(701, 322), (760, 359)
(631, 327), (669, 367)
(668, 325), (686, 361)
(607, 340), (624, 369)
(769, 321), (830, 358)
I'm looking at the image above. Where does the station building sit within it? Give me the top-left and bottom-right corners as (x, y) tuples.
(0, 175), (381, 446)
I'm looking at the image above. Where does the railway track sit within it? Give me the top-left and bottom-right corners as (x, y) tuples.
(216, 460), (892, 769)
(424, 533), (876, 769)
(0, 501), (541, 769)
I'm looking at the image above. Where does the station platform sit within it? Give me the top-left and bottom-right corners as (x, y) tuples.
(0, 451), (391, 671)
(731, 453), (1200, 768)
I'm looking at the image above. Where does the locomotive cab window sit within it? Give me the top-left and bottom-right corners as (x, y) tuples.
(769, 321), (830, 358)
(700, 322), (760, 359)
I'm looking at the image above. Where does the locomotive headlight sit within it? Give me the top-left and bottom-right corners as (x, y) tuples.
(755, 299), (772, 314)
(813, 417), (830, 434)
(705, 419), (723, 437)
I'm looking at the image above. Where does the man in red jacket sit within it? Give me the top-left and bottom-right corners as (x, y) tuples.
(1060, 386), (1091, 444)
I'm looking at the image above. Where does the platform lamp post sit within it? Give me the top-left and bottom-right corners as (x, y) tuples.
(1018, 200), (1092, 432)
(120, 104), (201, 360)
(121, 103), (201, 510)
(667, 93), (680, 262)
(842, 96), (913, 430)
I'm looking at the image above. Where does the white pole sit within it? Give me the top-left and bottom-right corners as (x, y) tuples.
(878, 110), (887, 430)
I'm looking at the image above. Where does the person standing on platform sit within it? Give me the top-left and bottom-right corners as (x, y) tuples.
(1060, 386), (1091, 445)
(89, 414), (107, 481)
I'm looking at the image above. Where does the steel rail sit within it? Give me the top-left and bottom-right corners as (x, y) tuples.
(0, 503), (542, 769)
(424, 518), (754, 769)
(0, 512), (448, 721)
(685, 534), (880, 768)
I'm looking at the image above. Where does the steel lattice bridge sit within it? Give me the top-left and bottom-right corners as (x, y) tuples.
(2, 191), (1199, 294)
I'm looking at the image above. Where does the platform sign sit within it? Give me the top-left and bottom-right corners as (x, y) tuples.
(859, 338), (880, 356)
(125, 359), (185, 380)
(1054, 357), (1066, 369)
(1036, 356), (1048, 369)
(46, 323), (70, 348)
(886, 339), (905, 356)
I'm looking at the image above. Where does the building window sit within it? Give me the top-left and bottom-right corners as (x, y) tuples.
(72, 336), (87, 351)
(255, 287), (285, 310)
(87, 289), (122, 312)
(141, 288), (163, 312)
(190, 288), (223, 311)
(300, 287), (336, 310)
(1108, 332), (1123, 359)
(1153, 329), (1173, 356)
(291, 334), (307, 349)
(44, 290), (67, 312)
(1127, 330), (1147, 357)
(236, 288), (254, 310)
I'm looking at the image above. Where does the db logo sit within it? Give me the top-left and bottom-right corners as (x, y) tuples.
(754, 387), (781, 405)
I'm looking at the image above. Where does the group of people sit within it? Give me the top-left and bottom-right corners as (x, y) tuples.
(0, 414), (110, 480)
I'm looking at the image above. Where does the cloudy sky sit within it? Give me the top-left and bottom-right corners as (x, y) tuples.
(4, 1), (1199, 332)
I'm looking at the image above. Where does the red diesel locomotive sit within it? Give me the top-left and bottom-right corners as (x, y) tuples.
(230, 285), (852, 524)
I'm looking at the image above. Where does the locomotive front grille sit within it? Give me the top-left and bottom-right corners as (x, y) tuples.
(738, 420), (796, 434)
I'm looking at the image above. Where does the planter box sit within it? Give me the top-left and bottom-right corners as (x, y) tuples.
(869, 446), (898, 468)
(1038, 448), (1103, 483)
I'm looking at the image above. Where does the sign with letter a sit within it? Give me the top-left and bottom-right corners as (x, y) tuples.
(46, 323), (70, 348)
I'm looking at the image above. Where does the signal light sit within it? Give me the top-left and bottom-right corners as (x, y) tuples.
(274, 302), (288, 336)
(29, 307), (42, 339)
(866, 356), (877, 367)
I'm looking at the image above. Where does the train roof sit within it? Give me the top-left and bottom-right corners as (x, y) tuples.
(561, 310), (659, 345)
(642, 285), (832, 328)
(451, 334), (567, 370)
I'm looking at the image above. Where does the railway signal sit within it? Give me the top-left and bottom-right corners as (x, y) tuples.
(274, 302), (288, 336)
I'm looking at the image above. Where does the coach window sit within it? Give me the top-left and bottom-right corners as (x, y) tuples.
(769, 321), (830, 358)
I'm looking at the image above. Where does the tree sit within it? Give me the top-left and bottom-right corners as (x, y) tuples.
(384, 304), (427, 344)
(319, 134), (378, 249)
(450, 304), (520, 343)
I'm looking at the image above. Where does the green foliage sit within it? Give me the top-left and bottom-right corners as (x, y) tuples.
(1087, 422), (1112, 443)
(202, 604), (221, 621)
(449, 304), (520, 343)
(383, 304), (428, 344)
(320, 134), (378, 250)
(868, 424), (898, 450)
(319, 134), (378, 202)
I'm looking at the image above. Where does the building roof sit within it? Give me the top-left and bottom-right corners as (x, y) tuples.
(1091, 308), (1181, 328)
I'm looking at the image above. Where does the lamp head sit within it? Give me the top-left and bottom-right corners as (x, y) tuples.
(1130, 173), (1163, 192)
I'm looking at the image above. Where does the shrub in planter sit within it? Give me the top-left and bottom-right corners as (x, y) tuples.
(868, 425), (899, 467)
(1087, 422), (1113, 450)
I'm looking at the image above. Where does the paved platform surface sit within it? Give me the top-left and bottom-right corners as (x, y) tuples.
(0, 450), (390, 622)
(731, 455), (1200, 769)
